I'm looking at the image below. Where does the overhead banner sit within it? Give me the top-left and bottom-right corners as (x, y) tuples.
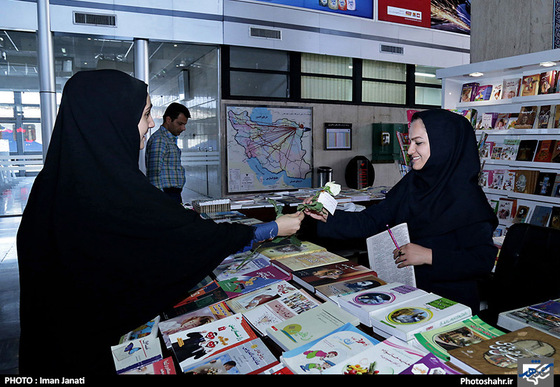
(378, 0), (431, 28)
(378, 0), (471, 35)
(240, 0), (374, 19)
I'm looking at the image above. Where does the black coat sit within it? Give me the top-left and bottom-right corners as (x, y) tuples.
(17, 70), (254, 375)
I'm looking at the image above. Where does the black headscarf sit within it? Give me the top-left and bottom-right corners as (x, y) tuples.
(387, 109), (498, 239)
(17, 70), (254, 375)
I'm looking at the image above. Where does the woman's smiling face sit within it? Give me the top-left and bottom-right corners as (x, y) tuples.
(407, 118), (431, 170)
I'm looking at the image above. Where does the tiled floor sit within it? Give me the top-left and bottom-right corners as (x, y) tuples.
(0, 216), (21, 374)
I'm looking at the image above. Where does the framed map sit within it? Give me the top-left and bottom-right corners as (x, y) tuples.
(226, 105), (313, 193)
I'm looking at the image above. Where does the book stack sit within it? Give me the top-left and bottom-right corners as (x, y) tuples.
(112, 234), (560, 377)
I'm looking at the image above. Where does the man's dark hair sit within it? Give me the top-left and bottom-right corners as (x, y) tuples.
(163, 102), (191, 121)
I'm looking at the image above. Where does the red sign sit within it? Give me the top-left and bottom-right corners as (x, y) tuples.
(378, 0), (431, 28)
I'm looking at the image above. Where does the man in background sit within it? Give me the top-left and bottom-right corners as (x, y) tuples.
(146, 102), (191, 203)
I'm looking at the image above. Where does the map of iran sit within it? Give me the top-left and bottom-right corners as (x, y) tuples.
(226, 106), (313, 193)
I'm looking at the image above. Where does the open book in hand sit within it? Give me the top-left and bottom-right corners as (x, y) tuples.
(366, 223), (416, 287)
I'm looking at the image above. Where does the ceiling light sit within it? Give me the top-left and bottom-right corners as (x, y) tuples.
(468, 72), (484, 77)
(540, 61), (556, 67)
(415, 72), (436, 77)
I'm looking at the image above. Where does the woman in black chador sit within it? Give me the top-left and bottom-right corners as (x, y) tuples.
(17, 70), (302, 375)
(305, 109), (498, 314)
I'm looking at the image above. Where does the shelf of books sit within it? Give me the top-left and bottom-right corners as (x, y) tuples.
(438, 48), (560, 236)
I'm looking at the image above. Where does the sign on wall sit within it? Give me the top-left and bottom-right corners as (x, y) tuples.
(238, 0), (373, 19)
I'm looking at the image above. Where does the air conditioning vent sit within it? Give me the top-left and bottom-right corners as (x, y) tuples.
(380, 44), (404, 54)
(73, 12), (116, 27)
(250, 27), (282, 40)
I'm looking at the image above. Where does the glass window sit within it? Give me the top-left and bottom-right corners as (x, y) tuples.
(363, 60), (406, 81)
(230, 47), (289, 71)
(362, 81), (406, 104)
(415, 86), (442, 106)
(415, 65), (441, 86)
(230, 71), (288, 98)
(0, 92), (14, 104)
(301, 53), (352, 77)
(21, 92), (40, 105)
(301, 76), (352, 101)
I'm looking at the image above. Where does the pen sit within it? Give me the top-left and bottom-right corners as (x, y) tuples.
(387, 224), (400, 250)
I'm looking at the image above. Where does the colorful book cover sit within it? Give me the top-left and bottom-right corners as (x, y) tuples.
(266, 301), (360, 351)
(473, 85), (493, 101)
(534, 140), (557, 162)
(181, 338), (279, 375)
(217, 265), (290, 299)
(412, 316), (504, 361)
(242, 288), (321, 335)
(399, 352), (461, 375)
(280, 323), (380, 374)
(337, 282), (427, 326)
(520, 74), (540, 96)
(502, 78), (520, 99)
(323, 336), (428, 375)
(536, 105), (554, 128)
(291, 261), (375, 292)
(370, 294), (472, 342)
(316, 274), (387, 301)
(258, 240), (326, 259)
(534, 172), (557, 196)
(212, 251), (270, 281)
(539, 70), (557, 94)
(270, 251), (348, 272)
(159, 302), (233, 349)
(514, 106), (538, 129)
(448, 327), (560, 375)
(169, 315), (258, 372)
(225, 280), (299, 314)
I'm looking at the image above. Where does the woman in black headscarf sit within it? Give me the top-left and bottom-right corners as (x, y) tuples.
(304, 109), (498, 313)
(16, 69), (303, 375)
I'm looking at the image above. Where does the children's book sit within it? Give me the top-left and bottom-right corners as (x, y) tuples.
(412, 315), (504, 361)
(225, 280), (299, 314)
(159, 302), (233, 349)
(501, 138), (520, 161)
(242, 288), (321, 336)
(399, 352), (461, 375)
(258, 240), (326, 259)
(279, 323), (380, 374)
(473, 85), (493, 101)
(181, 338), (279, 375)
(270, 250), (348, 273)
(291, 261), (374, 293)
(369, 293), (472, 343)
(217, 265), (290, 299)
(266, 301), (360, 351)
(169, 315), (258, 372)
(323, 336), (428, 375)
(164, 279), (229, 319)
(460, 82), (479, 102)
(316, 274), (387, 302)
(366, 222), (415, 287)
(337, 282), (427, 326)
(448, 326), (560, 375)
(539, 70), (557, 94)
(111, 316), (163, 374)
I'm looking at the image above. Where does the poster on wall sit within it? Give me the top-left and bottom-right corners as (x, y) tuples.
(378, 0), (471, 35)
(236, 0), (373, 19)
(226, 105), (313, 193)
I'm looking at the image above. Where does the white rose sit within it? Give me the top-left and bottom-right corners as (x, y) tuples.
(325, 181), (341, 196)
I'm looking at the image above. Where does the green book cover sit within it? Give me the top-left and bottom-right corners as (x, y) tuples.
(412, 315), (504, 361)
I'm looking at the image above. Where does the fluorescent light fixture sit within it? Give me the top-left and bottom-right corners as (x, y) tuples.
(415, 72), (436, 77)
(540, 61), (556, 67)
(468, 72), (484, 77)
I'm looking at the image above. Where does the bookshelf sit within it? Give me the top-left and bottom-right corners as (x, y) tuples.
(437, 49), (560, 234)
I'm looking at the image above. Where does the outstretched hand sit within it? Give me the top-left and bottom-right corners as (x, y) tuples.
(275, 212), (305, 236)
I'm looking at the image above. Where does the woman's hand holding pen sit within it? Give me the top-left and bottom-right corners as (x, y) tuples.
(393, 243), (433, 268)
(301, 196), (329, 222)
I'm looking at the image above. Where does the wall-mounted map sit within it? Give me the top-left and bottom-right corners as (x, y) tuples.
(226, 105), (313, 193)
